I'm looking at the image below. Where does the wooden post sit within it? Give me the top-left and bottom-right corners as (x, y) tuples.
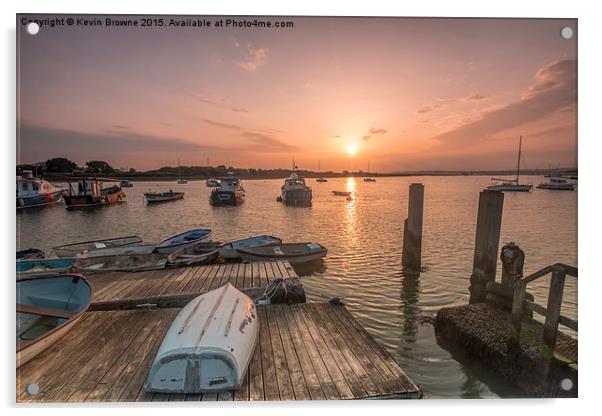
(402, 183), (424, 272)
(469, 190), (504, 304)
(543, 266), (567, 349)
(509, 279), (526, 349)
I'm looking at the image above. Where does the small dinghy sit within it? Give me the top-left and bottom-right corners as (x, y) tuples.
(17, 248), (45, 260)
(145, 283), (258, 393)
(144, 190), (185, 203)
(72, 244), (158, 258)
(166, 244), (220, 267)
(17, 258), (74, 278)
(238, 242), (327, 265)
(17, 274), (92, 367)
(72, 252), (169, 273)
(219, 235), (282, 259)
(154, 229), (213, 254)
(332, 190), (352, 196)
(53, 235), (143, 258)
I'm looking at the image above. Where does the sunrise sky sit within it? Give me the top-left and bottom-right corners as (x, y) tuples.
(17, 16), (577, 172)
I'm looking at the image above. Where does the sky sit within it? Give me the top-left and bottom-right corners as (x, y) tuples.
(17, 16), (577, 172)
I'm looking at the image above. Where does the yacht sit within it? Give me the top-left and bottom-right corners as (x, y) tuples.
(486, 136), (533, 192)
(16, 170), (63, 209)
(363, 161), (376, 182)
(280, 171), (312, 206)
(537, 176), (575, 191)
(315, 160), (328, 182)
(209, 176), (245, 206)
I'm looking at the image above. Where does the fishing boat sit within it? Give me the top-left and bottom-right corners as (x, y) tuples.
(332, 190), (352, 196)
(63, 178), (126, 209)
(219, 235), (282, 259)
(17, 248), (45, 260)
(16, 258), (75, 277)
(144, 190), (185, 203)
(53, 235), (143, 258)
(486, 136), (533, 192)
(209, 177), (245, 206)
(206, 178), (220, 187)
(238, 242), (327, 265)
(155, 229), (213, 254)
(537, 176), (576, 191)
(16, 170), (63, 209)
(120, 180), (133, 188)
(17, 274), (92, 367)
(145, 283), (258, 393)
(280, 168), (312, 207)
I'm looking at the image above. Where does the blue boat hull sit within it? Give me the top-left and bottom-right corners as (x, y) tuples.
(16, 191), (63, 209)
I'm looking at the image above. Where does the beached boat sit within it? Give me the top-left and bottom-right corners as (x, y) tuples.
(17, 274), (92, 367)
(16, 258), (74, 277)
(16, 170), (63, 209)
(53, 235), (143, 258)
(238, 242), (327, 265)
(210, 177), (245, 206)
(486, 136), (533, 192)
(206, 178), (220, 187)
(281, 171), (312, 206)
(332, 190), (352, 196)
(63, 178), (126, 209)
(155, 229), (213, 254)
(219, 235), (282, 259)
(17, 248), (45, 260)
(145, 283), (258, 393)
(120, 180), (133, 188)
(537, 176), (576, 190)
(144, 190), (185, 203)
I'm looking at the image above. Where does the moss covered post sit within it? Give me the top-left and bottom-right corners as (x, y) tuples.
(402, 183), (424, 272)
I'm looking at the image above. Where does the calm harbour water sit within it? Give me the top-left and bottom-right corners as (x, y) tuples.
(16, 176), (577, 398)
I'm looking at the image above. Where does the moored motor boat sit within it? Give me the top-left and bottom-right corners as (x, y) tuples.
(17, 248), (45, 260)
(16, 170), (63, 209)
(145, 283), (258, 393)
(210, 177), (245, 206)
(17, 274), (92, 367)
(16, 258), (75, 278)
(206, 178), (220, 187)
(332, 190), (352, 196)
(63, 178), (126, 209)
(53, 235), (143, 258)
(238, 242), (327, 265)
(537, 176), (576, 190)
(316, 177), (328, 183)
(120, 180), (133, 188)
(144, 190), (185, 203)
(219, 235), (282, 259)
(280, 171), (312, 206)
(154, 229), (213, 254)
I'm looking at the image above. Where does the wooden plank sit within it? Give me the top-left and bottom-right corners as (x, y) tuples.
(257, 306), (280, 400)
(245, 332), (264, 401)
(208, 264), (228, 290)
(543, 267), (567, 349)
(179, 265), (210, 293)
(265, 306), (295, 400)
(244, 263), (254, 289)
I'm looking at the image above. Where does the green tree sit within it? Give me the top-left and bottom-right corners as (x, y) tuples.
(86, 160), (115, 174)
(45, 157), (78, 173)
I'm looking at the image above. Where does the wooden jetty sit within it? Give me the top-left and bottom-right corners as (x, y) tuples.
(17, 260), (421, 402)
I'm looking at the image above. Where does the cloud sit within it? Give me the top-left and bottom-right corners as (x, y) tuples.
(431, 59), (576, 148)
(201, 118), (242, 130)
(463, 94), (486, 101)
(112, 124), (129, 130)
(417, 106), (432, 114)
(236, 44), (269, 71)
(241, 132), (298, 152)
(231, 107), (249, 113)
(369, 127), (387, 135)
(192, 94), (250, 113)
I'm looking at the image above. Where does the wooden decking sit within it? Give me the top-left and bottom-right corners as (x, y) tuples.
(86, 260), (299, 303)
(17, 303), (421, 402)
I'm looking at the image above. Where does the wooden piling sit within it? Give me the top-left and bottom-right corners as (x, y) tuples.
(543, 266), (567, 349)
(469, 190), (504, 304)
(402, 183), (424, 272)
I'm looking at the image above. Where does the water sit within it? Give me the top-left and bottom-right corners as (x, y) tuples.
(16, 176), (577, 398)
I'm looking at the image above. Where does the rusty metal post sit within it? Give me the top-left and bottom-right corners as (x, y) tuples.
(402, 183), (424, 272)
(469, 190), (504, 304)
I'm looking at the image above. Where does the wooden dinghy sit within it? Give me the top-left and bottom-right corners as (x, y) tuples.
(238, 242), (327, 265)
(17, 274), (92, 367)
(219, 235), (282, 259)
(144, 191), (185, 203)
(154, 229), (213, 254)
(145, 283), (258, 393)
(53, 235), (142, 258)
(17, 248), (45, 260)
(16, 258), (74, 278)
(166, 243), (220, 267)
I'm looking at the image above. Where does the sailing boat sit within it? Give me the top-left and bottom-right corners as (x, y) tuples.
(486, 136), (533, 192)
(176, 159), (187, 184)
(363, 161), (376, 182)
(316, 160), (327, 182)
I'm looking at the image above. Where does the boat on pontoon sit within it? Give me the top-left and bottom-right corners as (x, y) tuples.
(144, 190), (185, 203)
(219, 235), (282, 259)
(238, 242), (327, 265)
(16, 170), (63, 209)
(17, 248), (45, 260)
(145, 283), (258, 393)
(154, 229), (213, 254)
(537, 176), (576, 190)
(16, 258), (75, 278)
(209, 177), (245, 206)
(17, 274), (92, 367)
(63, 178), (126, 209)
(486, 136), (533, 192)
(53, 235), (143, 258)
(280, 168), (312, 206)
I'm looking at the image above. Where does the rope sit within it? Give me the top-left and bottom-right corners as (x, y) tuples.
(255, 277), (287, 305)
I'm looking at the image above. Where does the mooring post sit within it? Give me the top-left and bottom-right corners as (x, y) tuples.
(402, 183), (424, 272)
(543, 265), (567, 350)
(469, 190), (504, 304)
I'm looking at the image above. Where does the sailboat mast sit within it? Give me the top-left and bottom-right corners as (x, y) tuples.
(516, 136), (522, 183)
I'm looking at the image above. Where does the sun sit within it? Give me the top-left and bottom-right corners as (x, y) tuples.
(345, 142), (359, 156)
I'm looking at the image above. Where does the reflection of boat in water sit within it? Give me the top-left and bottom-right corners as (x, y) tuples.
(53, 235), (142, 258)
(210, 177), (245, 206)
(537, 176), (576, 190)
(120, 180), (133, 188)
(486, 136), (533, 192)
(238, 242), (327, 265)
(144, 190), (185, 203)
(280, 170), (312, 206)
(206, 178), (220, 187)
(145, 283), (258, 393)
(219, 235), (282, 259)
(63, 178), (126, 209)
(16, 170), (63, 209)
(332, 190), (352, 196)
(17, 274), (92, 367)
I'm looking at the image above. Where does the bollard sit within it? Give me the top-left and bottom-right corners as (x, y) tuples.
(500, 242), (525, 287)
(402, 183), (424, 272)
(469, 190), (504, 304)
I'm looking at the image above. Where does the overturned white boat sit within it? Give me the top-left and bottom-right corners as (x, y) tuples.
(145, 283), (258, 393)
